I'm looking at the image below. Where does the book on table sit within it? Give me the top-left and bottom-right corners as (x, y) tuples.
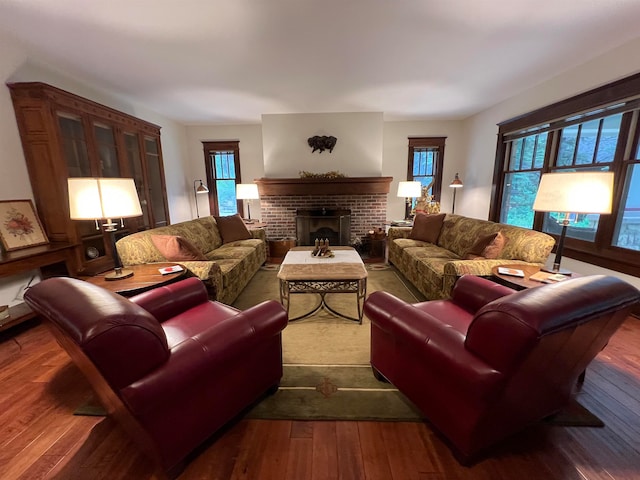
(158, 265), (184, 275)
(529, 271), (570, 283)
(497, 267), (525, 277)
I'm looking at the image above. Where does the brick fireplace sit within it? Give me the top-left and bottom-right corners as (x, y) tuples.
(255, 177), (392, 245)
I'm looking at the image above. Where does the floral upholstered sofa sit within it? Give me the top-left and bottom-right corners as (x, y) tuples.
(116, 215), (266, 304)
(388, 213), (555, 300)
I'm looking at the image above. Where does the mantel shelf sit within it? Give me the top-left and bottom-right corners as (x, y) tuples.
(255, 177), (393, 196)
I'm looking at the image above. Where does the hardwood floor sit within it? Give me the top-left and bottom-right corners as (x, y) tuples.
(0, 316), (638, 480)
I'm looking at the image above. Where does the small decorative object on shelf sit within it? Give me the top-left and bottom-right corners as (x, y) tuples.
(311, 238), (334, 257)
(414, 182), (441, 216)
(299, 170), (346, 179)
(0, 200), (49, 251)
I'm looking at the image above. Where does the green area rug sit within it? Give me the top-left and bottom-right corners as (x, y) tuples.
(245, 364), (424, 421)
(233, 265), (423, 365)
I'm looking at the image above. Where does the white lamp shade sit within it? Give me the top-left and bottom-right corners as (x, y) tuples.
(68, 177), (143, 220)
(397, 181), (422, 198)
(236, 183), (260, 200)
(533, 171), (614, 214)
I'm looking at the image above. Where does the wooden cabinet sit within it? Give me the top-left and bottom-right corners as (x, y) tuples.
(8, 82), (170, 275)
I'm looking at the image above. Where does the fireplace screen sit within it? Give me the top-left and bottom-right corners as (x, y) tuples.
(296, 208), (351, 246)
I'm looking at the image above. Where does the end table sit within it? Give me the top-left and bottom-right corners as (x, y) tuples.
(83, 263), (187, 297)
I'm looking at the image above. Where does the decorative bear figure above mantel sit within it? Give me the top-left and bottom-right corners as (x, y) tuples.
(307, 135), (337, 153)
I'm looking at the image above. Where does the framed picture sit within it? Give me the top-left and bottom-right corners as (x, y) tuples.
(0, 200), (49, 251)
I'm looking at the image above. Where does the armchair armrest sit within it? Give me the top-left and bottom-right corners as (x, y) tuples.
(442, 260), (542, 299)
(365, 291), (503, 399)
(387, 227), (412, 242)
(450, 275), (514, 314)
(178, 260), (223, 299)
(130, 278), (209, 323)
(443, 259), (542, 277)
(121, 300), (288, 411)
(250, 228), (266, 241)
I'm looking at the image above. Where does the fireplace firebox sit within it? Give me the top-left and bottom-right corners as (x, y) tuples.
(296, 208), (351, 246)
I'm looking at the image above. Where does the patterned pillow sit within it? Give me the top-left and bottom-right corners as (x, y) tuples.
(151, 235), (207, 261)
(214, 213), (251, 244)
(464, 232), (499, 260)
(479, 231), (507, 259)
(408, 213), (446, 244)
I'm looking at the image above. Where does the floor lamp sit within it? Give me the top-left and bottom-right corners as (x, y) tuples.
(236, 183), (260, 222)
(397, 181), (422, 220)
(533, 171), (614, 275)
(193, 179), (209, 218)
(449, 173), (463, 214)
(68, 177), (143, 280)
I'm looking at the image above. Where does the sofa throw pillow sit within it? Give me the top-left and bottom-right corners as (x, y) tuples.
(408, 213), (446, 244)
(151, 235), (207, 261)
(482, 231), (506, 259)
(214, 213), (252, 244)
(464, 232), (499, 260)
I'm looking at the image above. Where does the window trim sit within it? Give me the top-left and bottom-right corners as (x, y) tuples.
(407, 137), (446, 202)
(202, 140), (242, 217)
(490, 72), (640, 277)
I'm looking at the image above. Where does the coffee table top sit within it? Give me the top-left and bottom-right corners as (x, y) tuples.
(278, 246), (368, 281)
(83, 262), (187, 297)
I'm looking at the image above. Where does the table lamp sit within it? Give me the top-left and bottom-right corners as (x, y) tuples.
(533, 171), (614, 275)
(68, 177), (143, 280)
(449, 173), (463, 214)
(397, 181), (422, 220)
(193, 179), (209, 218)
(236, 183), (260, 222)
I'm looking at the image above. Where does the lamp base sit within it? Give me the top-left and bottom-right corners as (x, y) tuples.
(105, 268), (134, 281)
(541, 266), (573, 276)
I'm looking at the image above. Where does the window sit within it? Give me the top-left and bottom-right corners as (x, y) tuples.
(202, 141), (242, 217)
(407, 137), (445, 205)
(491, 72), (640, 277)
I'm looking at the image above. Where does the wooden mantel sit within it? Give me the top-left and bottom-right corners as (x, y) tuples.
(255, 177), (393, 196)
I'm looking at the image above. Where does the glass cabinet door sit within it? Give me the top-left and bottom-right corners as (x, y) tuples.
(144, 136), (168, 227)
(94, 122), (120, 177)
(58, 113), (91, 177)
(124, 132), (150, 229)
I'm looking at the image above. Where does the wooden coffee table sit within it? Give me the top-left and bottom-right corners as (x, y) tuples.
(277, 246), (368, 323)
(83, 263), (187, 297)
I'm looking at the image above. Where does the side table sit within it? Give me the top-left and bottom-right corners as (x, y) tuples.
(490, 264), (578, 290)
(83, 263), (187, 297)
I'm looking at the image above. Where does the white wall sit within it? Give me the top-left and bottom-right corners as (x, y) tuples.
(185, 124), (264, 219)
(262, 112), (383, 177)
(461, 36), (640, 288)
(383, 120), (465, 220)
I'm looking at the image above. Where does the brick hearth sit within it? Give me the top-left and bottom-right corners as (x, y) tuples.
(260, 193), (388, 243)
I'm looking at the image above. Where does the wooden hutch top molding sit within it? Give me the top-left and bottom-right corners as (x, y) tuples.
(255, 177), (393, 196)
(8, 82), (161, 135)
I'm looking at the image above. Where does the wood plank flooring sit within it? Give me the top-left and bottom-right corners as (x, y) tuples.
(0, 316), (638, 480)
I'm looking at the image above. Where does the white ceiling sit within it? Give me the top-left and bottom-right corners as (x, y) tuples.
(2, 0), (640, 125)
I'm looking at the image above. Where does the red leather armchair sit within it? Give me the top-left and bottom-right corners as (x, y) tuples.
(364, 274), (639, 463)
(24, 277), (288, 478)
